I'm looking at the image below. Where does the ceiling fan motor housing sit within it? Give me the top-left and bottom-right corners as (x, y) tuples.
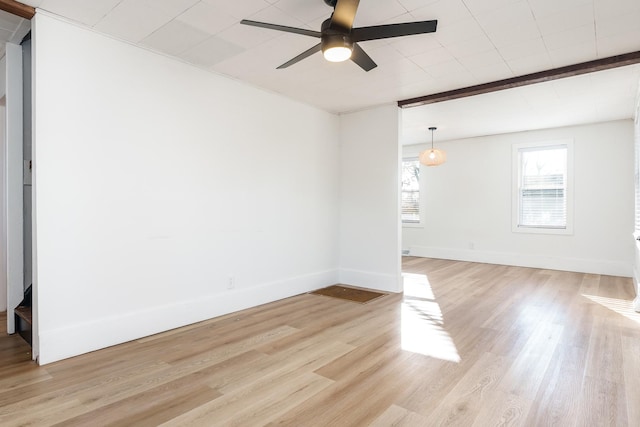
(322, 33), (353, 53)
(321, 17), (353, 55)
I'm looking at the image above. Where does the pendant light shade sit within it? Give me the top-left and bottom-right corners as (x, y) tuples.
(419, 127), (446, 166)
(419, 148), (447, 166)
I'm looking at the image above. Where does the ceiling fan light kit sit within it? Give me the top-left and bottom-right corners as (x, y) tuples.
(419, 127), (446, 167)
(322, 33), (353, 62)
(240, 0), (437, 72)
(324, 45), (352, 62)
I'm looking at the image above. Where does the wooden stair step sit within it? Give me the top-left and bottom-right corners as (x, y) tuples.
(14, 306), (33, 346)
(14, 306), (32, 325)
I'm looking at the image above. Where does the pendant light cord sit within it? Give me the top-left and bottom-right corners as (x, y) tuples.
(429, 126), (437, 150)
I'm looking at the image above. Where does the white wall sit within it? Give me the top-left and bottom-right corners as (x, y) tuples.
(403, 120), (634, 277)
(33, 14), (341, 364)
(339, 104), (402, 292)
(5, 43), (24, 331)
(0, 99), (5, 312)
(22, 37), (32, 293)
(0, 54), (5, 312)
(633, 89), (640, 310)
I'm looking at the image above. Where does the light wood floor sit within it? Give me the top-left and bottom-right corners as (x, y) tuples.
(1, 258), (640, 426)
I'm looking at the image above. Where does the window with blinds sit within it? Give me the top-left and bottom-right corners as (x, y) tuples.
(513, 141), (573, 234)
(402, 158), (420, 224)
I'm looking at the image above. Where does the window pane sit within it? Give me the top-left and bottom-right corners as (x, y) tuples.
(518, 146), (567, 228)
(402, 159), (420, 223)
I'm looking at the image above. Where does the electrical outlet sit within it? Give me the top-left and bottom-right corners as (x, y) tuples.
(227, 276), (235, 289)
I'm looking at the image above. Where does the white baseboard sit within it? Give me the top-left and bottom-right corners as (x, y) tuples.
(37, 269), (338, 365)
(408, 245), (632, 277)
(338, 268), (402, 293)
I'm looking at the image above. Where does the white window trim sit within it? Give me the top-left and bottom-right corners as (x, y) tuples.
(511, 139), (574, 235)
(402, 156), (423, 228)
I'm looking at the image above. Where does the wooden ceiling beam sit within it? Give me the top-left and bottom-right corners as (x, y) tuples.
(397, 50), (640, 108)
(0, 0), (35, 19)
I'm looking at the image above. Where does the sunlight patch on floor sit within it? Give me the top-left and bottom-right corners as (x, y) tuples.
(401, 273), (461, 363)
(582, 294), (640, 324)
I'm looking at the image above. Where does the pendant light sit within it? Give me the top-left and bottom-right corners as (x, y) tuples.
(419, 127), (446, 167)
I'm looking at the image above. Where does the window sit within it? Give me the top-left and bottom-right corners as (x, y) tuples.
(512, 141), (573, 234)
(402, 158), (421, 225)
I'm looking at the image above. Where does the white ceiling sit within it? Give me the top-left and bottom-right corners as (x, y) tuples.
(0, 9), (30, 57)
(14, 0), (640, 140)
(402, 63), (640, 144)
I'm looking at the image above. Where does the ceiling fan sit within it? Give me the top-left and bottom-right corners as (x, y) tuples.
(240, 0), (437, 72)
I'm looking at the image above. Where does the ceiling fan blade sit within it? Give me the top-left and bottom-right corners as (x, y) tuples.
(240, 20), (321, 38)
(351, 43), (377, 72)
(331, 0), (360, 30)
(352, 20), (438, 42)
(277, 43), (322, 69)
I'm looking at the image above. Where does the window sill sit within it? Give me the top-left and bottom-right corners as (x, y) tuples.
(402, 222), (423, 229)
(512, 225), (573, 235)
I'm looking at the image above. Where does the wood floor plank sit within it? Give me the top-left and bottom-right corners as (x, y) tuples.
(313, 329), (403, 382)
(577, 377), (629, 426)
(52, 383), (222, 427)
(0, 360), (172, 425)
(497, 321), (564, 399)
(368, 404), (431, 426)
(584, 315), (625, 384)
(524, 344), (587, 426)
(162, 371), (333, 426)
(421, 351), (509, 426)
(269, 352), (422, 426)
(214, 338), (354, 394)
(621, 335), (640, 425)
(0, 258), (638, 426)
(0, 364), (52, 391)
(397, 357), (472, 418)
(470, 390), (533, 427)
